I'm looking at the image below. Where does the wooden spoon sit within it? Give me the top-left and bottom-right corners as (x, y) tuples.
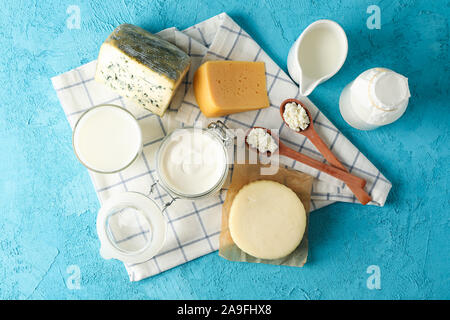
(279, 98), (371, 205)
(246, 127), (366, 188)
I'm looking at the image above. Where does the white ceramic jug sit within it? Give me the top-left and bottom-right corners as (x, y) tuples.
(287, 20), (348, 96)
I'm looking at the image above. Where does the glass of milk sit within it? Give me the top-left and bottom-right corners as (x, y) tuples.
(72, 104), (143, 173)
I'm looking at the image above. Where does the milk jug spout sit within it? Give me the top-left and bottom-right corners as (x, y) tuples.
(299, 74), (322, 96)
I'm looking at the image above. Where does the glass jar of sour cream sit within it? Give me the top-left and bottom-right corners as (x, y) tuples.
(155, 121), (232, 200)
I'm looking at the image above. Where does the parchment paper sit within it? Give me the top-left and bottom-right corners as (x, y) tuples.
(219, 164), (313, 267)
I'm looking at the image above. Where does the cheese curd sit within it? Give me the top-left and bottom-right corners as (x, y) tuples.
(283, 102), (310, 131)
(246, 128), (278, 153)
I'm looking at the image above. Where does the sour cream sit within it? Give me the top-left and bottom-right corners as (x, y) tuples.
(157, 128), (227, 196)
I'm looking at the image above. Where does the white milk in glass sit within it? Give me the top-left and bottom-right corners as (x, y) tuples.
(73, 105), (142, 173)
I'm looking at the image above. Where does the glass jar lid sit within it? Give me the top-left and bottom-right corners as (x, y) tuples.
(97, 192), (167, 264)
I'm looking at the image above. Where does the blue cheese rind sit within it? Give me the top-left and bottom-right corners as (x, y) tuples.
(95, 24), (191, 116)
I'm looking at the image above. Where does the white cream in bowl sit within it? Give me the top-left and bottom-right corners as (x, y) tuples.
(157, 128), (228, 197)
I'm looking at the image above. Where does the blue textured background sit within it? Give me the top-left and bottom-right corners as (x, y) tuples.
(0, 0), (448, 300)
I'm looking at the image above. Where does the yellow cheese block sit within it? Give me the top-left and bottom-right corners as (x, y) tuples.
(193, 61), (270, 117)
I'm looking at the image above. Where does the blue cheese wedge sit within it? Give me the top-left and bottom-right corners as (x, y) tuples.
(95, 24), (191, 116)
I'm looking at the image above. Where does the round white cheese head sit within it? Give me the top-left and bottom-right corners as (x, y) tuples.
(229, 180), (306, 260)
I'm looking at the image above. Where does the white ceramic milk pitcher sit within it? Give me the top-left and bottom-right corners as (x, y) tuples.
(339, 68), (410, 130)
(287, 20), (348, 96)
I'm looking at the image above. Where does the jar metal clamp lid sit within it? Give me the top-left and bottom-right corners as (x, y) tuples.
(96, 192), (167, 265)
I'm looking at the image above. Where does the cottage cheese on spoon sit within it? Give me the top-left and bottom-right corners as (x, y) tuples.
(246, 128), (278, 153)
(283, 102), (310, 131)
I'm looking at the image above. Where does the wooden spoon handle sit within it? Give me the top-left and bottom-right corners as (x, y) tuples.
(279, 144), (366, 188)
(304, 130), (372, 205)
(344, 182), (372, 205)
(305, 129), (349, 170)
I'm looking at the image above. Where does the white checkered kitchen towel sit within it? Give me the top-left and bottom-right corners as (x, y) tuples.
(51, 13), (392, 281)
